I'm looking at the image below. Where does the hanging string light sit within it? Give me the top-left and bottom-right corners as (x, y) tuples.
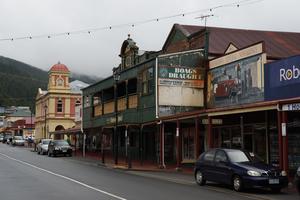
(0, 0), (264, 42)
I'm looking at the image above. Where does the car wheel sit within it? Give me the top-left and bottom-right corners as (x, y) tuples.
(37, 149), (40, 154)
(195, 170), (206, 186)
(233, 175), (243, 192)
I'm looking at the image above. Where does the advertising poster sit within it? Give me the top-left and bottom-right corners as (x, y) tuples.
(207, 54), (264, 108)
(157, 49), (205, 117)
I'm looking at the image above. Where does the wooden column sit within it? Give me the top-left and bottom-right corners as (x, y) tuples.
(159, 122), (165, 168)
(208, 116), (213, 149)
(195, 117), (200, 158)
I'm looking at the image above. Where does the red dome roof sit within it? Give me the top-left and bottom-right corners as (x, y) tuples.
(50, 62), (70, 72)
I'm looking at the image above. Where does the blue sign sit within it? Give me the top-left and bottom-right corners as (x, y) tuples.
(265, 55), (300, 100)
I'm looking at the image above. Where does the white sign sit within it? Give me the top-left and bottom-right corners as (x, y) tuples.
(202, 119), (223, 125)
(281, 123), (286, 137)
(282, 103), (300, 111)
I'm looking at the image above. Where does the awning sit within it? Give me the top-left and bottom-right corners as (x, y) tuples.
(49, 126), (82, 136)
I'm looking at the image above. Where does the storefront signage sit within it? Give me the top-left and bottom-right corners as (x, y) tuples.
(265, 55), (300, 100)
(157, 49), (205, 117)
(282, 103), (300, 111)
(159, 67), (203, 80)
(201, 119), (223, 125)
(281, 123), (286, 137)
(106, 115), (123, 124)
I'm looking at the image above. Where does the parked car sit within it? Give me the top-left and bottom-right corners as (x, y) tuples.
(2, 134), (11, 143)
(295, 166), (300, 194)
(12, 136), (25, 146)
(37, 139), (52, 155)
(48, 140), (72, 157)
(194, 148), (288, 192)
(0, 134), (3, 142)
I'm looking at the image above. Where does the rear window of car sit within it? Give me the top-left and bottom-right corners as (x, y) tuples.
(203, 150), (215, 161)
(42, 140), (50, 144)
(54, 140), (69, 146)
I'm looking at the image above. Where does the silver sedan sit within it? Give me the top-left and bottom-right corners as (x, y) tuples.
(37, 139), (52, 155)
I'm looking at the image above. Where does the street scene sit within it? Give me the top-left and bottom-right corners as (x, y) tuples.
(1, 0), (300, 199)
(0, 143), (297, 200)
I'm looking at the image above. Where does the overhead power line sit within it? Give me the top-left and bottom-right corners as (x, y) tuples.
(0, 0), (264, 42)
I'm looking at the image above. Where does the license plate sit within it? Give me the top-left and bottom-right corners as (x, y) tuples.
(62, 150), (67, 153)
(269, 179), (279, 184)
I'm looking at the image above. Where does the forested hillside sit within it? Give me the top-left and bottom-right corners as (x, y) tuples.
(0, 56), (99, 109)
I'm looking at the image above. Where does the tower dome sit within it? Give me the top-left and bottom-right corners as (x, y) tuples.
(49, 62), (70, 72)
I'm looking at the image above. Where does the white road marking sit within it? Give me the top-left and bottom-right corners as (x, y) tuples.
(0, 152), (127, 200)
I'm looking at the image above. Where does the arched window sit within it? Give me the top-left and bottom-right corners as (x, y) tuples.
(57, 99), (63, 112)
(56, 78), (64, 86)
(75, 100), (81, 106)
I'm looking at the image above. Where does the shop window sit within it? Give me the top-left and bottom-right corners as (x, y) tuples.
(57, 99), (63, 113)
(142, 67), (154, 95)
(182, 127), (195, 160)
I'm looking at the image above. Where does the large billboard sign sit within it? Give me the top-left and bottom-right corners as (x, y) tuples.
(157, 49), (205, 117)
(207, 42), (265, 108)
(265, 55), (300, 100)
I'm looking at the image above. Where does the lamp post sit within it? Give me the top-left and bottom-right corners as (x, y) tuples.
(113, 67), (120, 165)
(44, 104), (48, 139)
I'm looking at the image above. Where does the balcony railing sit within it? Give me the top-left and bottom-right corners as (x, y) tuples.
(96, 94), (138, 117)
(94, 104), (102, 117)
(103, 101), (114, 114)
(128, 94), (138, 108)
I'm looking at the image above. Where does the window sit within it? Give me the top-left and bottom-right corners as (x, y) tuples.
(84, 96), (90, 107)
(215, 150), (228, 163)
(56, 78), (64, 86)
(57, 99), (63, 112)
(142, 67), (154, 95)
(75, 100), (81, 106)
(203, 150), (215, 161)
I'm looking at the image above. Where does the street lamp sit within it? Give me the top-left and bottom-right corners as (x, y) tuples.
(113, 67), (120, 165)
(44, 104), (48, 139)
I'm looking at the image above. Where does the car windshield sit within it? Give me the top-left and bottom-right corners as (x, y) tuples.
(227, 150), (251, 163)
(14, 136), (23, 140)
(54, 140), (69, 146)
(42, 140), (50, 145)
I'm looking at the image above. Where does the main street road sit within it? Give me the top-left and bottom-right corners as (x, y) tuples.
(0, 144), (295, 200)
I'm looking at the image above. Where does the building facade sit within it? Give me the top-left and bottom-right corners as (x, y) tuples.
(83, 24), (300, 176)
(35, 63), (82, 140)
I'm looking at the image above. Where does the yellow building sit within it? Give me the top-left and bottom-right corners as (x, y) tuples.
(35, 62), (83, 140)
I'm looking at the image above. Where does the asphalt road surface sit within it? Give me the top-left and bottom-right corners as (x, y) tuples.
(0, 144), (296, 200)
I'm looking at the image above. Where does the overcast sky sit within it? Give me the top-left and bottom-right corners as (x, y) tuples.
(0, 0), (299, 78)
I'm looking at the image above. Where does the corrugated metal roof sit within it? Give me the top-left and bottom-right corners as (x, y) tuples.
(177, 24), (300, 59)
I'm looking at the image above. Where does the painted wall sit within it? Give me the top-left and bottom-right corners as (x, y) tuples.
(207, 43), (266, 108)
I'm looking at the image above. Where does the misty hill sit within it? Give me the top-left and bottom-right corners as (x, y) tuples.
(0, 56), (100, 109)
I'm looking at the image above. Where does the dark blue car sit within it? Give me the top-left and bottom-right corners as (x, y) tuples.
(194, 148), (288, 192)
